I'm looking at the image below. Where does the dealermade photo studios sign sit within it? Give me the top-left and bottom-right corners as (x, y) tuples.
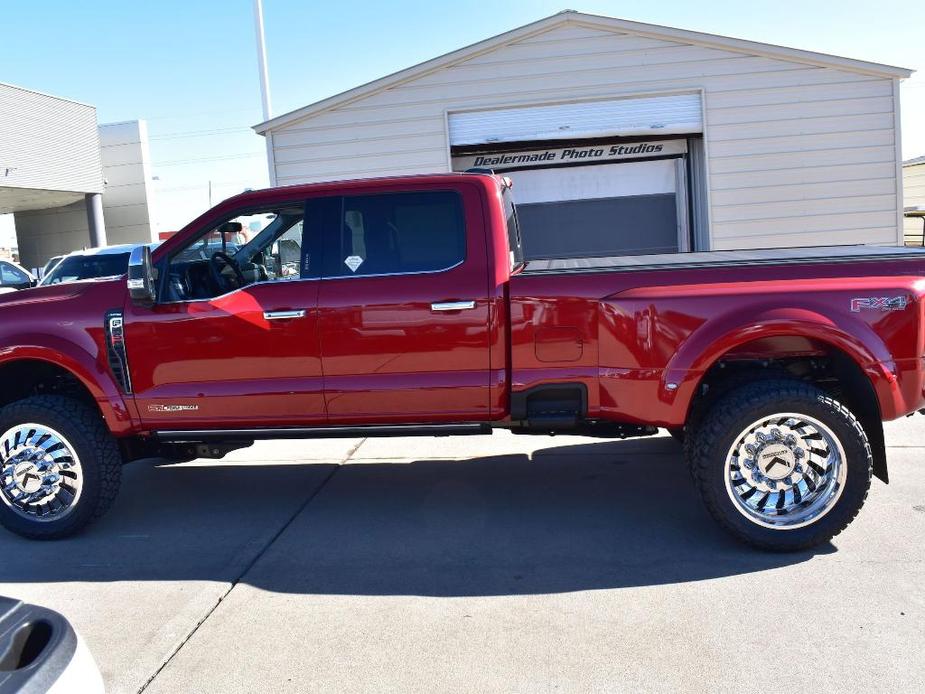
(452, 139), (687, 172)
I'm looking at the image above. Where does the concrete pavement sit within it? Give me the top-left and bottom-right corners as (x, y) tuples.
(1, 423), (923, 692)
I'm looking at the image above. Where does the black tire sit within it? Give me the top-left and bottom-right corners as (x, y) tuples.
(667, 428), (685, 444)
(686, 380), (872, 551)
(0, 396), (122, 540)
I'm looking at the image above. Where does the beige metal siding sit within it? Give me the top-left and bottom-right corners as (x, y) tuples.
(904, 162), (925, 246)
(268, 22), (902, 250)
(14, 120), (156, 268)
(97, 121), (157, 245)
(0, 83), (103, 194)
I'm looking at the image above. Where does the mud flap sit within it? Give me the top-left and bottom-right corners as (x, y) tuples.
(868, 419), (889, 484)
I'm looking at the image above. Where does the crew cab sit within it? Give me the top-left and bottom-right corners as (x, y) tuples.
(1, 173), (924, 550)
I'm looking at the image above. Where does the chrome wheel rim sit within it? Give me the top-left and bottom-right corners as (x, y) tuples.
(0, 424), (83, 522)
(724, 413), (846, 530)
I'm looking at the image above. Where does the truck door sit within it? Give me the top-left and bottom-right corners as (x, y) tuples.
(124, 199), (326, 429)
(316, 184), (492, 423)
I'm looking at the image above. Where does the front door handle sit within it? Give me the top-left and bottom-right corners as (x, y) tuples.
(263, 309), (307, 320)
(431, 301), (476, 312)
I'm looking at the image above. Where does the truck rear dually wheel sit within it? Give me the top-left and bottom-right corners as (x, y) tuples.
(687, 380), (872, 551)
(0, 396), (121, 540)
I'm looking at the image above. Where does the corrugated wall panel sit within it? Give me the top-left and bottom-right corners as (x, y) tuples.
(13, 119), (155, 267)
(904, 163), (925, 245)
(712, 178), (897, 206)
(463, 34), (687, 64)
(711, 162), (897, 190)
(410, 45), (739, 85)
(268, 22), (902, 250)
(0, 84), (103, 194)
(706, 78), (891, 108)
(274, 132), (448, 164)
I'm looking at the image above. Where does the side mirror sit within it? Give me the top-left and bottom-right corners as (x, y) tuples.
(127, 246), (156, 307)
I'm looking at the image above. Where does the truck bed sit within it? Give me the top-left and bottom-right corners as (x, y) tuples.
(521, 245), (925, 275)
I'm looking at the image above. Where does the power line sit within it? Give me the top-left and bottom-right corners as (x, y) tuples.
(152, 152), (263, 166)
(144, 107), (261, 121)
(155, 178), (260, 193)
(149, 126), (254, 141)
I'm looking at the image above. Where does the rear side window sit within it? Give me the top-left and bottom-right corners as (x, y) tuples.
(323, 191), (465, 278)
(503, 186), (524, 270)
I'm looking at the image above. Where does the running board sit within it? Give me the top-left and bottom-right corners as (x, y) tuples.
(154, 423), (492, 443)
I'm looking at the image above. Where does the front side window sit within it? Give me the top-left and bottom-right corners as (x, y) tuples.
(163, 204), (305, 302)
(322, 191), (465, 278)
(0, 262), (28, 285)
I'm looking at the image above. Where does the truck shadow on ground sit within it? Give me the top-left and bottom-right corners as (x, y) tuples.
(0, 437), (828, 596)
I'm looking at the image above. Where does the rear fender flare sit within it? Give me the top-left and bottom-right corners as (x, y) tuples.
(664, 304), (898, 418)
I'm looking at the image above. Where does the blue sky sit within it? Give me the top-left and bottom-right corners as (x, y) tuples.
(2, 0), (924, 245)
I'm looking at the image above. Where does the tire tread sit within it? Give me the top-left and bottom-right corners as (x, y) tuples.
(0, 396), (121, 540)
(686, 379), (872, 551)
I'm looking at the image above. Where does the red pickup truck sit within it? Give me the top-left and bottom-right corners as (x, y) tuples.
(1, 173), (924, 550)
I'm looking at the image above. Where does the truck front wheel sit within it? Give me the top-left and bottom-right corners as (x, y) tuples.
(0, 396), (121, 540)
(687, 380), (872, 551)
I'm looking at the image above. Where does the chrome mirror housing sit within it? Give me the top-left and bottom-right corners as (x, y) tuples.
(127, 245), (156, 307)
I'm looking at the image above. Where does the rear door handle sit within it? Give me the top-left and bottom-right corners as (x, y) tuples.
(263, 309), (307, 320)
(431, 301), (476, 312)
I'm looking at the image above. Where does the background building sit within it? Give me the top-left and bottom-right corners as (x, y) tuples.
(255, 11), (913, 260)
(14, 120), (158, 268)
(904, 155), (925, 246)
(0, 83), (156, 270)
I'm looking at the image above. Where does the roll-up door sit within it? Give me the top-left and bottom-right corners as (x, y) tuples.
(511, 159), (685, 259)
(448, 93), (702, 146)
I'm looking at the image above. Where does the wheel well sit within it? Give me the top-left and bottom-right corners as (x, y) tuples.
(688, 337), (887, 482)
(0, 360), (98, 412)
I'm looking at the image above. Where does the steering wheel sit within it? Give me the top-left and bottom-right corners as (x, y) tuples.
(208, 251), (246, 292)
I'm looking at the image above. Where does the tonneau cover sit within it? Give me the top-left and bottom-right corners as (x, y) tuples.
(522, 245), (925, 275)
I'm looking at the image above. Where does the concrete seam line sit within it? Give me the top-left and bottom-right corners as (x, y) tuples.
(136, 443), (360, 693)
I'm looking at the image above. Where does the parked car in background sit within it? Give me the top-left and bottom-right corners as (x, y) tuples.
(41, 244), (158, 286)
(41, 254), (66, 280)
(0, 259), (35, 291)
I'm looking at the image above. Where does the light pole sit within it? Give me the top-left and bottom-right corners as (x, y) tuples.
(253, 0), (275, 185)
(253, 0), (272, 122)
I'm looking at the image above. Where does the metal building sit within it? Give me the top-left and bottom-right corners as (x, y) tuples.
(0, 83), (157, 269)
(254, 11), (913, 259)
(904, 155), (925, 246)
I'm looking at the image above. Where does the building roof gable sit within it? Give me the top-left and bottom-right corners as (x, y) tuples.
(254, 10), (913, 134)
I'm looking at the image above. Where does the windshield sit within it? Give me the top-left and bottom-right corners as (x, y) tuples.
(41, 253), (131, 285)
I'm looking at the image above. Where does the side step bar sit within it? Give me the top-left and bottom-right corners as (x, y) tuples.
(154, 423), (492, 443)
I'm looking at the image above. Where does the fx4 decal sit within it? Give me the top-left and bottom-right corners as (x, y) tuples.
(850, 296), (908, 313)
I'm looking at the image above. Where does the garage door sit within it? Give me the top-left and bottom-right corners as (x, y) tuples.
(449, 93), (702, 146)
(509, 159), (684, 259)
